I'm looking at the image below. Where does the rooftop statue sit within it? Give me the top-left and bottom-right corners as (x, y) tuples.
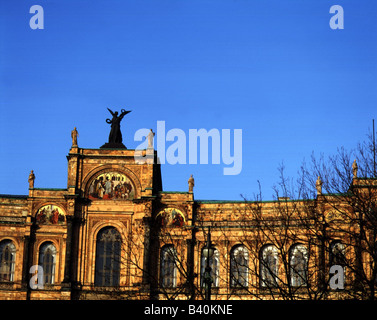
(352, 159), (358, 179)
(71, 127), (78, 147)
(101, 108), (131, 149)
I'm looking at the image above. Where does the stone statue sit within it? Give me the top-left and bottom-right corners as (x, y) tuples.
(28, 170), (35, 189)
(188, 174), (195, 192)
(101, 108), (131, 148)
(147, 129), (155, 149)
(352, 159), (358, 179)
(71, 127), (78, 147)
(316, 176), (322, 195)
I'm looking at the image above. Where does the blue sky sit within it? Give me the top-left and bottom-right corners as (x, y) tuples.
(1, 0), (376, 200)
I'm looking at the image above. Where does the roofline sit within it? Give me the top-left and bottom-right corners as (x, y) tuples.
(0, 194), (28, 199)
(32, 188), (68, 191)
(195, 198), (316, 204)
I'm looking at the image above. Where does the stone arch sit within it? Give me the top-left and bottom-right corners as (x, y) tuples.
(90, 221), (128, 244)
(35, 239), (60, 253)
(0, 237), (20, 252)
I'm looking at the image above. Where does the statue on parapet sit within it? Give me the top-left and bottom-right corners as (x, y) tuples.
(188, 174), (195, 193)
(147, 129), (155, 149)
(101, 108), (131, 149)
(71, 127), (78, 147)
(28, 170), (35, 189)
(316, 176), (322, 195)
(352, 159), (358, 179)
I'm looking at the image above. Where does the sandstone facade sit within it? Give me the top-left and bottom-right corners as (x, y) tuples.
(0, 142), (375, 300)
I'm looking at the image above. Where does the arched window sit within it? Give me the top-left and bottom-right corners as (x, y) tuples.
(260, 245), (279, 287)
(160, 245), (177, 288)
(39, 242), (57, 285)
(200, 247), (219, 287)
(230, 245), (249, 288)
(329, 241), (346, 286)
(290, 244), (308, 287)
(0, 240), (16, 282)
(330, 241), (346, 266)
(94, 227), (121, 287)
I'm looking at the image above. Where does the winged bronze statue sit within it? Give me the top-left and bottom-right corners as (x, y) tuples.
(103, 108), (131, 148)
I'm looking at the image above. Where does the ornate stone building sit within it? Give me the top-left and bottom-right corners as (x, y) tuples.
(0, 124), (376, 300)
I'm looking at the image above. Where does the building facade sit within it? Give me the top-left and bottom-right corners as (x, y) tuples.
(0, 129), (376, 300)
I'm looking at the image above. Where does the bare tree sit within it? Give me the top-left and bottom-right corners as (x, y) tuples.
(209, 129), (377, 300)
(297, 130), (377, 300)
(87, 130), (377, 301)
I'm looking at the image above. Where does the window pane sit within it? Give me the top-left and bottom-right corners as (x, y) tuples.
(330, 241), (346, 266)
(201, 248), (219, 287)
(94, 227), (121, 287)
(260, 245), (279, 287)
(39, 242), (56, 285)
(230, 245), (248, 287)
(160, 245), (177, 288)
(0, 240), (16, 282)
(290, 244), (308, 287)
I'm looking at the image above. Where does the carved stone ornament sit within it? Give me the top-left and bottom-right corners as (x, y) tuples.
(326, 210), (343, 221)
(99, 228), (121, 242)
